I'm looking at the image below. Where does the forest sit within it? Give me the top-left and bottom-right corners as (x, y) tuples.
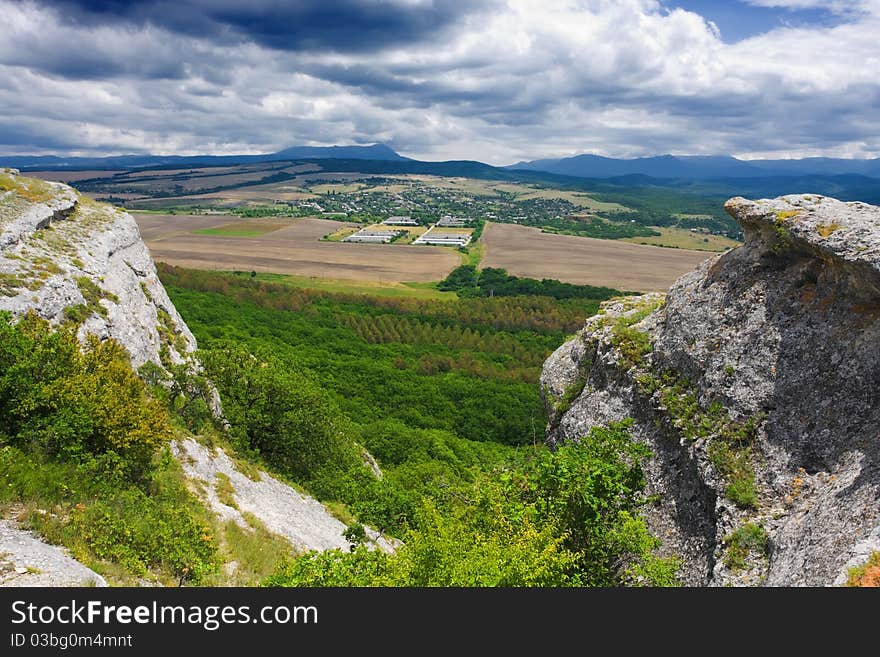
(0, 266), (678, 586)
(159, 266), (678, 585)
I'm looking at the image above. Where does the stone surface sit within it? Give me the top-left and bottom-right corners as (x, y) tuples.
(173, 438), (398, 553)
(0, 169), (195, 368)
(541, 194), (880, 586)
(0, 520), (107, 587)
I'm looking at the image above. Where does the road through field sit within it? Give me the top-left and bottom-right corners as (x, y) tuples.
(135, 214), (461, 282)
(481, 222), (714, 292)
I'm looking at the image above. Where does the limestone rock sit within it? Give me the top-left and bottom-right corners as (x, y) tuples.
(0, 169), (195, 369)
(173, 438), (398, 553)
(541, 194), (880, 586)
(0, 520), (107, 587)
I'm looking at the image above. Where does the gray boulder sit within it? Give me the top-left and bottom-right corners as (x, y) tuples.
(541, 194), (880, 586)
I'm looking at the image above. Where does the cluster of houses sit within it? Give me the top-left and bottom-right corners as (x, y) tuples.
(341, 215), (474, 247)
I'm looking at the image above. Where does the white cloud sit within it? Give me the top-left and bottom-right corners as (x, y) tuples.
(742, 0), (879, 12)
(0, 0), (878, 163)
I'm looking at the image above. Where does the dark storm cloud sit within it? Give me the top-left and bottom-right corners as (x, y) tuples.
(39, 0), (491, 53)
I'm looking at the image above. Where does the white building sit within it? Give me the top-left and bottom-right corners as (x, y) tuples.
(343, 229), (402, 243)
(382, 215), (418, 226)
(436, 216), (473, 228)
(413, 229), (471, 247)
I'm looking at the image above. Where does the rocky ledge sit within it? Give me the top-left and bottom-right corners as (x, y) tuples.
(0, 168), (195, 369)
(541, 194), (880, 586)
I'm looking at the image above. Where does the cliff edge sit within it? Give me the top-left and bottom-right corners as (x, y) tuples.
(541, 194), (880, 586)
(1, 168), (194, 368)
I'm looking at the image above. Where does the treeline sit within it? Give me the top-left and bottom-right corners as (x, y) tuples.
(158, 264), (605, 334)
(439, 265), (623, 300)
(537, 215), (657, 239)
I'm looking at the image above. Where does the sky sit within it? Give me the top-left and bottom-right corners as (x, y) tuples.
(1, 0), (879, 164)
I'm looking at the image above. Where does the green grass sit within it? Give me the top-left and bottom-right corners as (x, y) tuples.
(206, 517), (295, 586)
(723, 522), (768, 571)
(235, 271), (458, 300)
(191, 221), (286, 238)
(708, 441), (758, 509)
(460, 243), (485, 268)
(214, 472), (237, 509)
(0, 171), (57, 203)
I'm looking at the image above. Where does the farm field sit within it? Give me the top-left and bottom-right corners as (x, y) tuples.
(25, 170), (125, 182)
(190, 220), (290, 237)
(481, 222), (711, 292)
(621, 226), (741, 251)
(134, 214), (460, 282)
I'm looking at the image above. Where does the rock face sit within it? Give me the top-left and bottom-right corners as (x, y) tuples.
(173, 438), (397, 553)
(0, 520), (107, 587)
(0, 169), (195, 368)
(541, 194), (880, 586)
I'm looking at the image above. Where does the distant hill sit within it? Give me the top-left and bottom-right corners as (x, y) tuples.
(271, 143), (408, 161)
(0, 143), (407, 170)
(510, 153), (880, 180)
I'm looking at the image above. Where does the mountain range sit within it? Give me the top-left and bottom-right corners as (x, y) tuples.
(0, 143), (408, 170)
(509, 153), (880, 180)
(2, 144), (879, 204)
(4, 144), (880, 180)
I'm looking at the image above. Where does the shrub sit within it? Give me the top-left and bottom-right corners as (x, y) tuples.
(846, 551), (880, 587)
(0, 312), (173, 481)
(723, 522), (768, 571)
(199, 342), (372, 500)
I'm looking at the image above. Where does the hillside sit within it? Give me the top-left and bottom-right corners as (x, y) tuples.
(0, 170), (392, 585)
(4, 168), (876, 587)
(3, 170), (674, 588)
(541, 193), (880, 585)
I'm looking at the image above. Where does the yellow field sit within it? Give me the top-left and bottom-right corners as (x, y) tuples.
(621, 226), (741, 252)
(309, 182), (366, 194)
(324, 225), (362, 241)
(515, 189), (632, 211)
(429, 226), (475, 235)
(363, 184), (410, 193)
(27, 170), (125, 182)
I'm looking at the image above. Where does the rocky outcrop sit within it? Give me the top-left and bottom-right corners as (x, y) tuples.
(173, 438), (397, 553)
(541, 194), (880, 586)
(0, 168), (195, 369)
(0, 520), (107, 587)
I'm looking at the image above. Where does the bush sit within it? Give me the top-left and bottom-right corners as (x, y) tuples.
(0, 312), (173, 481)
(0, 445), (218, 585)
(199, 342), (373, 500)
(723, 522), (768, 571)
(266, 421), (679, 587)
